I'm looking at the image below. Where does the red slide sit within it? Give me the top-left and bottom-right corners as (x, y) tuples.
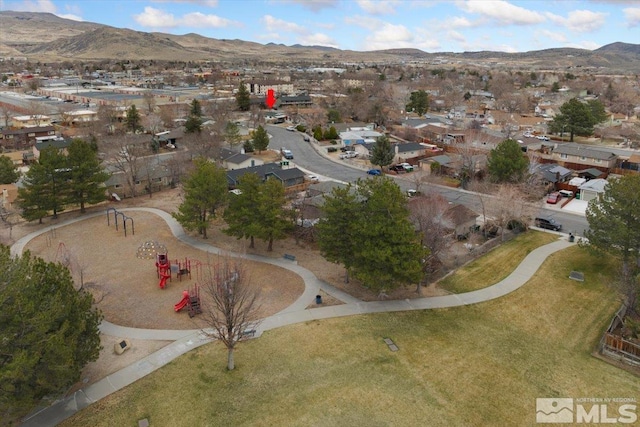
(174, 291), (190, 312)
(158, 269), (170, 289)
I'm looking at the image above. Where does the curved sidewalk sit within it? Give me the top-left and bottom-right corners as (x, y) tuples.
(19, 208), (574, 427)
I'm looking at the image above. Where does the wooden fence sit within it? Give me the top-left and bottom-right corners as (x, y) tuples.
(599, 302), (640, 367)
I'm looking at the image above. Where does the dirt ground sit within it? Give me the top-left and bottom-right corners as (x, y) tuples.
(4, 186), (449, 391)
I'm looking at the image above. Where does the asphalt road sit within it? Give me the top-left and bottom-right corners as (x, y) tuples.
(268, 125), (590, 236)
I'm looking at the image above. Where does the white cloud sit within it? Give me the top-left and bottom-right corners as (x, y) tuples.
(623, 7), (640, 27)
(4, 0), (57, 13)
(362, 22), (439, 51)
(181, 12), (236, 28)
(134, 7), (178, 28)
(343, 15), (382, 31)
(449, 16), (475, 28)
(298, 33), (339, 48)
(261, 14), (306, 34)
(447, 30), (466, 43)
(540, 29), (568, 43)
(256, 32), (284, 41)
(356, 0), (401, 15)
(458, 0), (545, 25)
(288, 0), (339, 11)
(134, 6), (239, 29)
(57, 14), (83, 22)
(151, 0), (219, 6)
(546, 9), (607, 32)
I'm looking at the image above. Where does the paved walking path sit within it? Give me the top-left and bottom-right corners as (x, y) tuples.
(18, 208), (574, 426)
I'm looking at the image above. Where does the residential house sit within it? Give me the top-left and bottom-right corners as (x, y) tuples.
(226, 162), (306, 193)
(62, 109), (98, 126)
(218, 148), (264, 170)
(393, 142), (428, 163)
(105, 153), (180, 198)
(579, 178), (608, 202)
(444, 204), (480, 239)
(11, 115), (53, 129)
(534, 164), (573, 185)
(419, 154), (452, 174)
(277, 94), (313, 107)
(339, 127), (383, 147)
(153, 128), (184, 148)
(550, 143), (617, 173)
(0, 125), (56, 150)
(33, 138), (71, 160)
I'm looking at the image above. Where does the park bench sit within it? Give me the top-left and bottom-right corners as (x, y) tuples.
(283, 253), (296, 261)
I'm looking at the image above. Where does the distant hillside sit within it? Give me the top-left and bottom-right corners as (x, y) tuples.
(0, 10), (639, 72)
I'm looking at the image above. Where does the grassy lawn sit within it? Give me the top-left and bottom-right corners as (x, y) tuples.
(438, 231), (559, 293)
(60, 245), (637, 427)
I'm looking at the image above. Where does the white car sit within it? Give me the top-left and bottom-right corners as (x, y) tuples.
(536, 135), (550, 141)
(286, 126), (296, 131)
(339, 151), (358, 159)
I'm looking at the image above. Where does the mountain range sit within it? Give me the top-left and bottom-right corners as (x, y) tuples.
(1, 11), (639, 71)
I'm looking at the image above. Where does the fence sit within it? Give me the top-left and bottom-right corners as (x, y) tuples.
(599, 302), (640, 367)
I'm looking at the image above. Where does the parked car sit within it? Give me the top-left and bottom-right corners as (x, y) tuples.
(558, 190), (574, 198)
(536, 135), (550, 141)
(399, 162), (414, 172)
(367, 169), (382, 176)
(390, 165), (406, 173)
(534, 217), (562, 231)
(327, 147), (337, 153)
(339, 151), (357, 159)
(303, 135), (310, 142)
(286, 126), (296, 131)
(281, 148), (294, 159)
(546, 192), (562, 204)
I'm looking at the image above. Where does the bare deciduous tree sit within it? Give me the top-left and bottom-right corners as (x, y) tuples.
(487, 185), (536, 241)
(408, 192), (452, 293)
(200, 257), (262, 371)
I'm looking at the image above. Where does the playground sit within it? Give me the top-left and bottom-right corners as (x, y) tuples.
(23, 210), (306, 330)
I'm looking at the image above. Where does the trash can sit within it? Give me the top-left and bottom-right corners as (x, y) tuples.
(569, 233), (575, 243)
(315, 295), (322, 304)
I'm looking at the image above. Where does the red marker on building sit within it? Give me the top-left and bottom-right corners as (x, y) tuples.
(265, 88), (275, 109)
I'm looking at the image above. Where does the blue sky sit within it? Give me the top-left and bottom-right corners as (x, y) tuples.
(1, 0), (639, 53)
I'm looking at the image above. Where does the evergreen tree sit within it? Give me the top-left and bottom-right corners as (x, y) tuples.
(252, 125), (269, 153)
(185, 99), (203, 133)
(236, 82), (250, 111)
(17, 147), (70, 222)
(256, 178), (290, 251)
(224, 173), (262, 248)
(316, 185), (360, 282)
(406, 90), (429, 115)
(0, 245), (102, 418)
(66, 139), (109, 213)
(487, 139), (529, 183)
(224, 121), (241, 148)
(124, 104), (141, 132)
(172, 158), (228, 239)
(370, 135), (394, 171)
(0, 155), (19, 184)
(549, 98), (597, 142)
(587, 99), (608, 124)
(318, 178), (424, 293)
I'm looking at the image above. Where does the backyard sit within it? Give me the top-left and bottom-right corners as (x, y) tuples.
(60, 245), (638, 426)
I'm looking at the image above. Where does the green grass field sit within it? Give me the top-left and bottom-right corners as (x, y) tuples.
(61, 245), (637, 427)
(438, 231), (559, 293)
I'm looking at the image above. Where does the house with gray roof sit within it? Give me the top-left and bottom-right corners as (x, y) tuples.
(218, 148), (264, 170)
(226, 162), (305, 193)
(579, 178), (608, 202)
(535, 164), (573, 184)
(551, 143), (617, 171)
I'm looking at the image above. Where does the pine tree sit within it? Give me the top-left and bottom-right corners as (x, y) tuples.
(236, 82), (250, 111)
(487, 139), (529, 183)
(224, 172), (262, 248)
(0, 155), (19, 184)
(0, 245), (102, 418)
(370, 135), (394, 171)
(67, 139), (109, 213)
(252, 125), (269, 153)
(124, 104), (141, 132)
(172, 158), (228, 239)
